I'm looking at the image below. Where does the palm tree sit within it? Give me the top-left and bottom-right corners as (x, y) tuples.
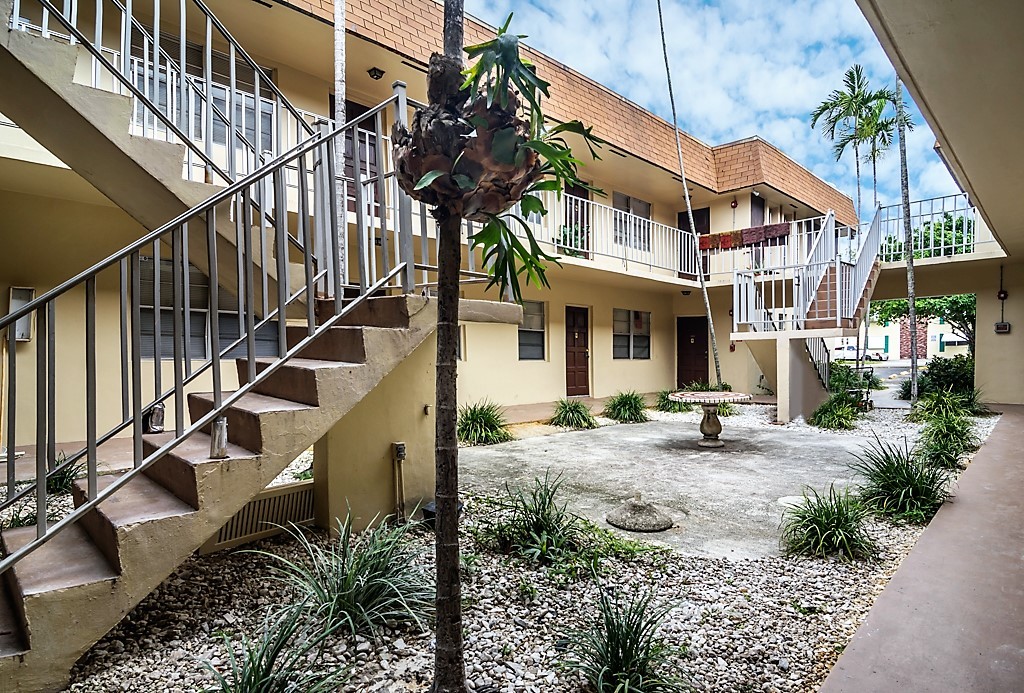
(894, 76), (919, 402)
(333, 0), (346, 282)
(655, 0), (722, 387)
(392, 4), (601, 690)
(811, 64), (875, 222)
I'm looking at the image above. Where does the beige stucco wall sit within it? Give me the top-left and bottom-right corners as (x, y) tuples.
(313, 332), (436, 531)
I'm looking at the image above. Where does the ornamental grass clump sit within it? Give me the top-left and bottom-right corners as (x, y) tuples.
(780, 485), (874, 560)
(203, 603), (349, 693)
(717, 402), (737, 417)
(917, 411), (980, 470)
(655, 390), (693, 413)
(808, 392), (860, 430)
(549, 398), (599, 429)
(45, 452), (85, 496)
(850, 437), (951, 524)
(457, 400), (514, 445)
(254, 516), (434, 639)
(603, 391), (649, 423)
(562, 580), (688, 693)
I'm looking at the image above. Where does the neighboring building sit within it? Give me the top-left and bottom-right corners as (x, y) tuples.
(833, 317), (971, 361)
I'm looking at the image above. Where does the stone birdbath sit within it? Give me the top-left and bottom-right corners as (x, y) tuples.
(669, 391), (753, 448)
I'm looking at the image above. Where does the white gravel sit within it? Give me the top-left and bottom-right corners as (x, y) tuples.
(269, 448), (314, 487)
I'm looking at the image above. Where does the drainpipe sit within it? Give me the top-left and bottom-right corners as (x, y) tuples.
(392, 442), (407, 523)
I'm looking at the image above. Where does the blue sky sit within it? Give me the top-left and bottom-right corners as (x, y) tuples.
(463, 0), (959, 218)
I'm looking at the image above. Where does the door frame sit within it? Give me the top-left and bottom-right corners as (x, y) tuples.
(564, 304), (592, 397)
(675, 313), (710, 388)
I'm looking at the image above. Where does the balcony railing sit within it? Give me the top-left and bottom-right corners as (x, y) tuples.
(876, 193), (996, 261)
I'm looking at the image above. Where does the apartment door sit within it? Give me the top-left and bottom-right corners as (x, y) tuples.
(676, 316), (709, 388)
(679, 207), (711, 276)
(565, 307), (590, 396)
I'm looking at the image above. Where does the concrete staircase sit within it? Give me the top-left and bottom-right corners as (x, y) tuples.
(0, 294), (436, 692)
(804, 260), (882, 330)
(0, 0), (305, 308)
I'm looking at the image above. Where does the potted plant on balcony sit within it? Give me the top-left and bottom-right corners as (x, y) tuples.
(557, 224), (589, 258)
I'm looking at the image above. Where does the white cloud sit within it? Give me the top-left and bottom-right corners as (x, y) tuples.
(464, 0), (958, 218)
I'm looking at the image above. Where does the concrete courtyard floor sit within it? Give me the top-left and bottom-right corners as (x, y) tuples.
(460, 417), (870, 559)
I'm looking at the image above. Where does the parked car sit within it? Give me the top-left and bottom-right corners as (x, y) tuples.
(833, 344), (889, 361)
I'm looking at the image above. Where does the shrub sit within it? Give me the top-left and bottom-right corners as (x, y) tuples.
(549, 398), (599, 429)
(809, 393), (860, 430)
(908, 388), (972, 422)
(203, 603), (348, 692)
(563, 581), (687, 693)
(479, 473), (586, 564)
(717, 402), (737, 417)
(780, 485), (874, 560)
(926, 354), (975, 395)
(684, 380), (732, 392)
(255, 516), (434, 639)
(603, 391), (649, 423)
(850, 437), (951, 524)
(655, 390), (694, 414)
(917, 412), (980, 469)
(45, 452), (84, 496)
(828, 364), (882, 393)
(457, 400), (514, 445)
(897, 372), (932, 400)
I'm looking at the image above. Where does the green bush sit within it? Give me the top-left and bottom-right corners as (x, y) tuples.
(809, 393), (860, 430)
(479, 473), (585, 564)
(683, 380), (732, 392)
(203, 603), (349, 692)
(654, 390), (694, 413)
(254, 516), (434, 639)
(897, 372), (931, 400)
(898, 355), (976, 400)
(457, 400), (514, 445)
(829, 363), (882, 393)
(717, 402), (737, 417)
(850, 437), (951, 524)
(549, 398), (599, 429)
(603, 391), (649, 423)
(908, 388), (972, 422)
(562, 582), (687, 692)
(780, 485), (874, 560)
(917, 412), (980, 469)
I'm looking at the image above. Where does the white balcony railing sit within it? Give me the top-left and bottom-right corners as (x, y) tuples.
(877, 193), (993, 261)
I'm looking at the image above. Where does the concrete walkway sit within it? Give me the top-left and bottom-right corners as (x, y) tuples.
(821, 405), (1024, 692)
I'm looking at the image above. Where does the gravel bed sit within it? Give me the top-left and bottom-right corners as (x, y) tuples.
(269, 448), (314, 487)
(67, 494), (922, 693)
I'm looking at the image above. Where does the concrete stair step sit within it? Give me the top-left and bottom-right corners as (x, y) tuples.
(142, 432), (257, 509)
(286, 325), (367, 363)
(71, 474), (196, 572)
(238, 357), (364, 406)
(187, 391), (317, 451)
(0, 580), (26, 658)
(1, 524), (117, 598)
(333, 295), (417, 328)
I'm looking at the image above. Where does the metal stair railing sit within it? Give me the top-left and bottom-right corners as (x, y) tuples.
(0, 87), (419, 577)
(804, 337), (830, 390)
(841, 204), (882, 321)
(10, 0), (316, 186)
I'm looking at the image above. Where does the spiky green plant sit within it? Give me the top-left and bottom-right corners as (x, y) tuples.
(909, 387), (991, 422)
(780, 485), (874, 560)
(479, 472), (585, 564)
(549, 398), (599, 429)
(252, 517), (433, 639)
(1, 499), (42, 530)
(655, 390), (693, 414)
(917, 412), (980, 469)
(45, 452), (84, 496)
(850, 437), (951, 524)
(203, 603), (349, 692)
(603, 391), (649, 423)
(809, 393), (860, 430)
(684, 381), (732, 392)
(457, 400), (514, 445)
(717, 402), (737, 417)
(562, 580), (688, 692)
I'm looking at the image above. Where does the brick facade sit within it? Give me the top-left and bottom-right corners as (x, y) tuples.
(899, 318), (928, 359)
(272, 0), (858, 225)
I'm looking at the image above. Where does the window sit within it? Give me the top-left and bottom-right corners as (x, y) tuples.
(613, 309), (651, 360)
(518, 301), (545, 360)
(139, 257), (209, 359)
(612, 192), (652, 251)
(211, 284), (280, 359)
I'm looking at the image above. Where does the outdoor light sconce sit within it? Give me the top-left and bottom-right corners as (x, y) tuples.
(730, 197), (738, 209)
(367, 66), (385, 81)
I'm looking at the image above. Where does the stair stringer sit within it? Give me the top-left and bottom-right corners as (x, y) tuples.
(0, 295), (437, 693)
(0, 15), (297, 312)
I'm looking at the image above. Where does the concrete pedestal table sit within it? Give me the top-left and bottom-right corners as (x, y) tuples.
(668, 391), (753, 448)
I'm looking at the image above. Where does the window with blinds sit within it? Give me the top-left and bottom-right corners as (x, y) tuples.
(612, 308), (651, 360)
(518, 301), (545, 360)
(612, 192), (652, 251)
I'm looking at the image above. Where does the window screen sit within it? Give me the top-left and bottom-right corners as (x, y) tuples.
(518, 301), (545, 360)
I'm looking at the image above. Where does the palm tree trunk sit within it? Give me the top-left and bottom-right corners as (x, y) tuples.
(895, 76), (918, 402)
(433, 2), (467, 691)
(871, 145), (878, 208)
(655, 0), (723, 388)
(854, 129), (862, 223)
(333, 0), (347, 285)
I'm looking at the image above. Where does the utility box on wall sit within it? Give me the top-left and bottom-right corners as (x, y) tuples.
(994, 322), (1011, 334)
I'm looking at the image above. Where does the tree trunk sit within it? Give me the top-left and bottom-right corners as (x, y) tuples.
(854, 138), (862, 227)
(871, 147), (878, 209)
(896, 77), (919, 402)
(333, 0), (347, 285)
(432, 209), (466, 693)
(655, 0), (723, 388)
(433, 4), (467, 691)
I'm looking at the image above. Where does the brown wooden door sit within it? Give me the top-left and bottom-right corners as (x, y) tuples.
(565, 307), (590, 396)
(676, 316), (709, 388)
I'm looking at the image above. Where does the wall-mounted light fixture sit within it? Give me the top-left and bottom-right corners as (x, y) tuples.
(751, 189), (761, 198)
(680, 290), (692, 296)
(367, 66), (386, 81)
(730, 197), (738, 209)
